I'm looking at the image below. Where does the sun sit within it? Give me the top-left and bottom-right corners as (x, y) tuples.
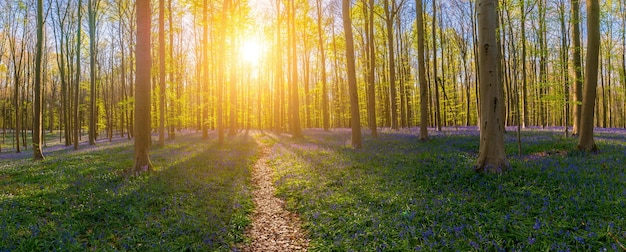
(240, 38), (263, 65)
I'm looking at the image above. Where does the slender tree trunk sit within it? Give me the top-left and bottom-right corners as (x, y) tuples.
(342, 0), (362, 149)
(158, 0), (165, 146)
(314, 0), (329, 131)
(417, 0), (428, 141)
(74, 0), (82, 150)
(366, 0), (377, 137)
(475, 0), (509, 173)
(384, 0), (398, 130)
(432, 0), (441, 131)
(521, 0), (529, 128)
(578, 0), (600, 152)
(560, 0), (570, 136)
(571, 0), (583, 135)
(132, 0), (153, 174)
(289, 0), (303, 138)
(88, 0), (97, 145)
(33, 0), (45, 160)
(202, 0), (209, 139)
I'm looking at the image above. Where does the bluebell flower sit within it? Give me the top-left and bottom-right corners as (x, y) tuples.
(528, 236), (536, 245)
(533, 218), (541, 230)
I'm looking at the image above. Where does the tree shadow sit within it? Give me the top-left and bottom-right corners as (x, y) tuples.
(0, 131), (259, 250)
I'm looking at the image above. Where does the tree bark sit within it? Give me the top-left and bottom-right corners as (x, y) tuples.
(132, 0), (153, 174)
(571, 0), (583, 135)
(475, 0), (509, 173)
(289, 0), (303, 138)
(158, 0), (166, 146)
(74, 0), (82, 150)
(383, 0), (398, 130)
(33, 0), (45, 160)
(342, 0), (362, 149)
(88, 0), (97, 145)
(417, 0), (428, 141)
(578, 0), (600, 152)
(366, 0), (377, 137)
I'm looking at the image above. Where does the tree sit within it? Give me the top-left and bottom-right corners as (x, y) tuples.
(33, 0), (45, 160)
(158, 0), (166, 146)
(314, 0), (330, 131)
(88, 0), (98, 145)
(571, 0), (583, 135)
(342, 0), (362, 149)
(432, 0), (441, 131)
(289, 0), (303, 138)
(74, 0), (82, 150)
(132, 0), (153, 174)
(416, 0), (428, 141)
(364, 0), (377, 137)
(578, 0), (600, 152)
(475, 0), (509, 173)
(383, 0), (400, 130)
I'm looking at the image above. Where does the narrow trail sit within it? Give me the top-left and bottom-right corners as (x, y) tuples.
(239, 137), (309, 252)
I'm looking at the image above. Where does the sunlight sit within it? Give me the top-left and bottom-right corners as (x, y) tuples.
(240, 38), (263, 65)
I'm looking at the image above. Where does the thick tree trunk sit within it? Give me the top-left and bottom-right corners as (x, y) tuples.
(132, 0), (153, 174)
(342, 0), (362, 149)
(578, 0), (600, 152)
(475, 0), (509, 173)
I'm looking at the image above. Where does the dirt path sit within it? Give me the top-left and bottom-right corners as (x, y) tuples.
(239, 138), (309, 252)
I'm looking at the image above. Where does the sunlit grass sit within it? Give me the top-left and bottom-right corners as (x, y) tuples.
(267, 128), (626, 250)
(0, 132), (257, 250)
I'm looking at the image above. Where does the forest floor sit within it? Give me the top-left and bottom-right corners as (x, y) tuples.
(238, 134), (309, 251)
(1, 127), (626, 250)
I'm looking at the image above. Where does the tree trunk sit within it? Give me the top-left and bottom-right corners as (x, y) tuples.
(475, 0), (509, 173)
(342, 0), (362, 149)
(289, 0), (303, 138)
(158, 0), (166, 146)
(571, 0), (583, 135)
(577, 0), (599, 152)
(432, 0), (441, 131)
(33, 0), (45, 160)
(366, 0), (377, 137)
(314, 0), (330, 131)
(417, 0), (428, 141)
(384, 0), (398, 130)
(202, 0), (209, 139)
(88, 0), (97, 145)
(132, 0), (153, 174)
(74, 0), (82, 150)
(559, 0), (570, 136)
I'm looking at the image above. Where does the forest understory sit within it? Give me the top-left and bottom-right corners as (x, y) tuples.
(1, 127), (625, 250)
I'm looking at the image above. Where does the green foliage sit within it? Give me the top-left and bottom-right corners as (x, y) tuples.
(268, 128), (626, 251)
(0, 133), (257, 251)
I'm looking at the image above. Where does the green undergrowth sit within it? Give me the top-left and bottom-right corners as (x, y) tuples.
(0, 132), (257, 251)
(268, 129), (626, 251)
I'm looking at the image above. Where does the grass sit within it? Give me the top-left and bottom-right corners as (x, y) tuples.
(2, 127), (625, 251)
(266, 127), (626, 251)
(0, 132), (257, 251)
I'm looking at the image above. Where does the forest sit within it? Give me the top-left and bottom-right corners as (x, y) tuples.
(1, 0), (626, 250)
